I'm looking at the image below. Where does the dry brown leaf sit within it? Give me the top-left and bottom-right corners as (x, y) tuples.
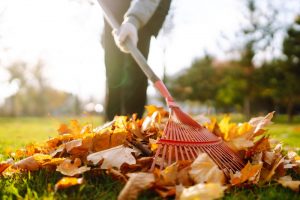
(0, 159), (13, 174)
(228, 137), (254, 151)
(87, 145), (138, 169)
(57, 123), (72, 135)
(13, 154), (52, 171)
(277, 176), (300, 192)
(42, 158), (66, 167)
(92, 131), (111, 152)
(263, 151), (275, 165)
(230, 162), (263, 185)
(67, 136), (93, 156)
(178, 183), (226, 200)
(118, 172), (155, 200)
(106, 168), (128, 182)
(56, 158), (90, 176)
(248, 112), (274, 134)
(55, 177), (84, 191)
(189, 153), (225, 184)
(265, 156), (285, 181)
(65, 139), (82, 152)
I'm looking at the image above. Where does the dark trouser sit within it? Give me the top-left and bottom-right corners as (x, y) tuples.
(102, 0), (171, 121)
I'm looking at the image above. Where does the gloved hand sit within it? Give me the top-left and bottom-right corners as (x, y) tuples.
(112, 22), (138, 53)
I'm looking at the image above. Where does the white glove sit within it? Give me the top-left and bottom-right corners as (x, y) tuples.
(112, 22), (138, 53)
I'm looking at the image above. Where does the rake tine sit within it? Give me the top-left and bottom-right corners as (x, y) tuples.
(168, 145), (173, 166)
(160, 144), (168, 170)
(151, 145), (162, 170)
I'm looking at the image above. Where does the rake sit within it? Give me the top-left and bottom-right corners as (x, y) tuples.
(97, 0), (244, 176)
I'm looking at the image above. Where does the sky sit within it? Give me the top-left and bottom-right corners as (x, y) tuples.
(0, 0), (299, 104)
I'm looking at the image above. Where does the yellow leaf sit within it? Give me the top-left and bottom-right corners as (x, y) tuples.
(204, 117), (217, 132)
(189, 153), (225, 184)
(219, 115), (239, 140)
(178, 183), (226, 200)
(70, 120), (81, 134)
(55, 177), (84, 191)
(145, 105), (168, 118)
(118, 172), (155, 200)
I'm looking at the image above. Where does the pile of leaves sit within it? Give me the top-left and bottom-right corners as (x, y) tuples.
(0, 105), (300, 200)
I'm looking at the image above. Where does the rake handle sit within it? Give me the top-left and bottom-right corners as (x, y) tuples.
(97, 0), (175, 104)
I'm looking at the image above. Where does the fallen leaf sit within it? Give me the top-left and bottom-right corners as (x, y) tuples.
(57, 124), (72, 134)
(87, 145), (138, 169)
(118, 172), (155, 200)
(228, 137), (254, 151)
(55, 177), (84, 191)
(189, 153), (225, 184)
(13, 154), (53, 171)
(56, 158), (90, 176)
(65, 139), (82, 152)
(42, 158), (66, 167)
(0, 159), (13, 174)
(106, 168), (128, 182)
(92, 131), (111, 152)
(230, 162), (263, 185)
(178, 183), (226, 200)
(277, 176), (300, 192)
(265, 156), (285, 181)
(248, 112), (274, 134)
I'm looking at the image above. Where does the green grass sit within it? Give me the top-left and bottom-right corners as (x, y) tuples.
(0, 116), (299, 199)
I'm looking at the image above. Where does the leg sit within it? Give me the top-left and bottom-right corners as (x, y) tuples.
(102, 0), (132, 121)
(122, 0), (172, 118)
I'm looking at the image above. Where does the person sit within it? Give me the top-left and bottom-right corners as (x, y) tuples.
(102, 0), (172, 121)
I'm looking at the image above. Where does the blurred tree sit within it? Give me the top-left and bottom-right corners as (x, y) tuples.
(234, 0), (281, 118)
(170, 56), (217, 105)
(215, 63), (246, 112)
(6, 62), (27, 116)
(1, 61), (83, 116)
(281, 15), (300, 122)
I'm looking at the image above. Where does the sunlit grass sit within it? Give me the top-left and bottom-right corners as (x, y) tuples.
(0, 116), (103, 154)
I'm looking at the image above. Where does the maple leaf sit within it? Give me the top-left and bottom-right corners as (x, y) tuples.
(230, 162), (263, 185)
(189, 153), (225, 184)
(55, 177), (84, 191)
(87, 145), (138, 169)
(117, 172), (155, 200)
(177, 183), (226, 200)
(277, 176), (300, 192)
(56, 158), (90, 176)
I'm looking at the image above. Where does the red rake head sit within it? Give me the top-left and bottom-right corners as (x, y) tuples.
(150, 107), (245, 177)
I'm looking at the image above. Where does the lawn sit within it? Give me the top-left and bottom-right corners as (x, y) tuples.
(0, 116), (299, 199)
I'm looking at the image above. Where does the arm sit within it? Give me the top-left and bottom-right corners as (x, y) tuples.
(124, 0), (161, 29)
